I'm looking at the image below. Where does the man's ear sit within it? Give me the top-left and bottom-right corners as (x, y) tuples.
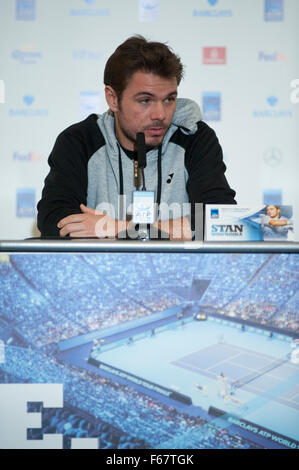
(105, 86), (119, 113)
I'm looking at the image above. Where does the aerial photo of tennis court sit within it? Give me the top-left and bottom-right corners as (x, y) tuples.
(0, 252), (298, 449)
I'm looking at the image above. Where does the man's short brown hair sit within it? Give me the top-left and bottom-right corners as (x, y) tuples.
(104, 35), (184, 100)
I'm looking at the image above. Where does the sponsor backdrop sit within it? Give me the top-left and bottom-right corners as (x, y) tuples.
(0, 0), (298, 239)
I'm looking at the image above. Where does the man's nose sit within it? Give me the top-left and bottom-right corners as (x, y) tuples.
(150, 101), (166, 122)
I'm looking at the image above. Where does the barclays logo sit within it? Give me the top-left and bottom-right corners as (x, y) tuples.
(253, 96), (292, 118)
(267, 96), (278, 107)
(193, 0), (232, 17)
(9, 96), (48, 117)
(23, 95), (35, 106)
(70, 1), (110, 17)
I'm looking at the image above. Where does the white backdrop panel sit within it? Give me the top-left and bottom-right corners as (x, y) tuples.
(0, 0), (298, 239)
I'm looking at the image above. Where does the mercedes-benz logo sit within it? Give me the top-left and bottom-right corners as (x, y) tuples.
(264, 148), (283, 167)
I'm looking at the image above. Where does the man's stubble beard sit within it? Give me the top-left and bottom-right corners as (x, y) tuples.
(116, 115), (166, 151)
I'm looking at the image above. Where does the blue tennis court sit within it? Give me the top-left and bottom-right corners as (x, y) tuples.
(96, 317), (299, 441)
(173, 342), (298, 410)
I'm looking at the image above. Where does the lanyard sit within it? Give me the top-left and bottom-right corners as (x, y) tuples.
(117, 143), (162, 219)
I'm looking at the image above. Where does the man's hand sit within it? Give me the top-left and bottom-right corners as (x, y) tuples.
(58, 205), (192, 240)
(57, 204), (122, 238)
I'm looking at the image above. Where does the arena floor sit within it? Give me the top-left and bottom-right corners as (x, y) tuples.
(94, 318), (299, 441)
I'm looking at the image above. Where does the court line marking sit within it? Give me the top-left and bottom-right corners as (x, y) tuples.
(172, 347), (299, 410)
(205, 351), (248, 373)
(292, 393), (299, 402)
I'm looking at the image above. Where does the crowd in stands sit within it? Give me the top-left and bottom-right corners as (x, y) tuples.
(0, 345), (260, 449)
(196, 253), (269, 309)
(0, 253), (297, 348)
(0, 255), (182, 346)
(27, 402), (148, 449)
(0, 344), (194, 446)
(206, 255), (298, 332)
(160, 422), (262, 449)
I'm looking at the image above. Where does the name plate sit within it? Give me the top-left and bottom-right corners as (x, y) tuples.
(205, 205), (294, 241)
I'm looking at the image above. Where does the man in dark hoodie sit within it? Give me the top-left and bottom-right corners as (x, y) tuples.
(37, 36), (236, 240)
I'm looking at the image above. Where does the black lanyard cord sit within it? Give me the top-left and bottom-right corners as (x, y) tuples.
(117, 143), (162, 208)
(156, 145), (162, 207)
(117, 144), (124, 220)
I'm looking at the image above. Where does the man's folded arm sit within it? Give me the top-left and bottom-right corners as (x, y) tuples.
(184, 123), (236, 235)
(37, 133), (88, 237)
(186, 122), (236, 206)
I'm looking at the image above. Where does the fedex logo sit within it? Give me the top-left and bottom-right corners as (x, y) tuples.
(258, 51), (287, 62)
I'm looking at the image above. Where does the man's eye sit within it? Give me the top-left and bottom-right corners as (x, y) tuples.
(139, 98), (150, 104)
(165, 96), (176, 103)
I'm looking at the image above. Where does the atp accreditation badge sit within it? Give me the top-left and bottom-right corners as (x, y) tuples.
(132, 191), (155, 224)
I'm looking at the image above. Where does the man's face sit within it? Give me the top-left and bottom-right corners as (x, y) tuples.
(266, 205), (280, 218)
(106, 71), (178, 151)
